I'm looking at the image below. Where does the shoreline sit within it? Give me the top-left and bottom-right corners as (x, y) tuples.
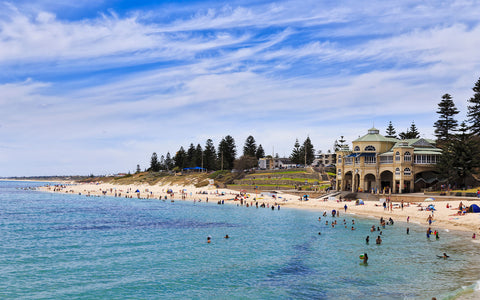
(37, 181), (480, 235)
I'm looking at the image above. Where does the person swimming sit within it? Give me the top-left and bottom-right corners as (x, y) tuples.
(437, 253), (449, 259)
(363, 253), (368, 264)
(376, 236), (382, 244)
(366, 236), (370, 244)
(224, 234), (229, 239)
(207, 236), (211, 243)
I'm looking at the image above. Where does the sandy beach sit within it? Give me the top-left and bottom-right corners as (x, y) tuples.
(39, 181), (480, 236)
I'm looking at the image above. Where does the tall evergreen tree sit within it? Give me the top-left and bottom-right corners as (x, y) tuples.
(204, 139), (217, 171)
(218, 135), (236, 170)
(399, 122), (420, 139)
(165, 152), (173, 170)
(301, 136), (315, 165)
(174, 147), (187, 169)
(186, 143), (196, 167)
(149, 152), (160, 172)
(437, 122), (480, 187)
(195, 144), (203, 168)
(256, 144), (265, 159)
(385, 121), (397, 138)
(434, 94), (459, 143)
(243, 136), (257, 157)
(334, 136), (347, 151)
(290, 139), (302, 164)
(467, 77), (480, 135)
(159, 155), (166, 170)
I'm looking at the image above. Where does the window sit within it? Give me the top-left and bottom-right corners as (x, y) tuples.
(365, 156), (376, 164)
(364, 145), (376, 151)
(395, 168), (400, 175)
(337, 155), (342, 163)
(404, 168), (411, 176)
(344, 157), (353, 165)
(354, 146), (360, 151)
(337, 169), (341, 175)
(380, 156), (393, 164)
(355, 157), (360, 164)
(414, 155), (439, 164)
(395, 151), (400, 161)
(404, 151), (411, 161)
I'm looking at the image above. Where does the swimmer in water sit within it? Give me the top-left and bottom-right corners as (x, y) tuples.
(207, 236), (211, 243)
(224, 234), (229, 239)
(437, 253), (449, 259)
(366, 236), (370, 244)
(363, 253), (368, 264)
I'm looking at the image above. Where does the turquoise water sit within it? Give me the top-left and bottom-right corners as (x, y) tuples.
(1, 181), (480, 299)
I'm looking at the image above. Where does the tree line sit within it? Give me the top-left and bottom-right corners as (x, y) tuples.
(147, 135), (318, 172)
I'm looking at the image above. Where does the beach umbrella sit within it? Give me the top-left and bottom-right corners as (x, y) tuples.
(424, 197), (435, 202)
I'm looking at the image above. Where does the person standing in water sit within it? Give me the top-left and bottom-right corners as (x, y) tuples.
(363, 253), (368, 264)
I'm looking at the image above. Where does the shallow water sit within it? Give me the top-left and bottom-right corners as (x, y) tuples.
(1, 180), (479, 299)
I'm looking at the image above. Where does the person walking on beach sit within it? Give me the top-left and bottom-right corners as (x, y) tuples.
(427, 215), (433, 225)
(344, 204), (347, 212)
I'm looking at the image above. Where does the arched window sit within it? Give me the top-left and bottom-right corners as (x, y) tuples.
(354, 146), (360, 151)
(395, 151), (400, 161)
(395, 168), (400, 175)
(337, 155), (342, 163)
(337, 169), (341, 175)
(404, 151), (411, 161)
(364, 145), (376, 151)
(404, 168), (411, 176)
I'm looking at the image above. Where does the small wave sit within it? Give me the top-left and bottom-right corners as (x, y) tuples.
(438, 280), (480, 299)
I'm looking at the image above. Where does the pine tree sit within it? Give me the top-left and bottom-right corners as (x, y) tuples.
(186, 143), (196, 167)
(399, 122), (420, 139)
(159, 155), (166, 170)
(256, 144), (265, 159)
(467, 77), (480, 135)
(165, 152), (173, 170)
(385, 121), (397, 138)
(136, 164), (141, 173)
(437, 122), (480, 187)
(204, 139), (217, 171)
(174, 147), (187, 169)
(243, 136), (257, 157)
(150, 152), (160, 172)
(195, 144), (203, 168)
(290, 139), (302, 164)
(301, 136), (315, 165)
(334, 136), (347, 151)
(218, 135), (236, 170)
(434, 94), (459, 143)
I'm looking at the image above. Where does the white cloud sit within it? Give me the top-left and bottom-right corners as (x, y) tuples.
(1, 1), (480, 176)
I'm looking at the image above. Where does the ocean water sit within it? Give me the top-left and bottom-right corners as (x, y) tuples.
(1, 180), (480, 300)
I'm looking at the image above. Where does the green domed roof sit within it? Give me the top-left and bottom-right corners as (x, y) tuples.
(353, 128), (399, 143)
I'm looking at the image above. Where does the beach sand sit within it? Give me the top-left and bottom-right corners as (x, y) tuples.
(39, 182), (480, 235)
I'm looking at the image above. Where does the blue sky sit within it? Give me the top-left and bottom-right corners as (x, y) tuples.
(1, 0), (480, 176)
